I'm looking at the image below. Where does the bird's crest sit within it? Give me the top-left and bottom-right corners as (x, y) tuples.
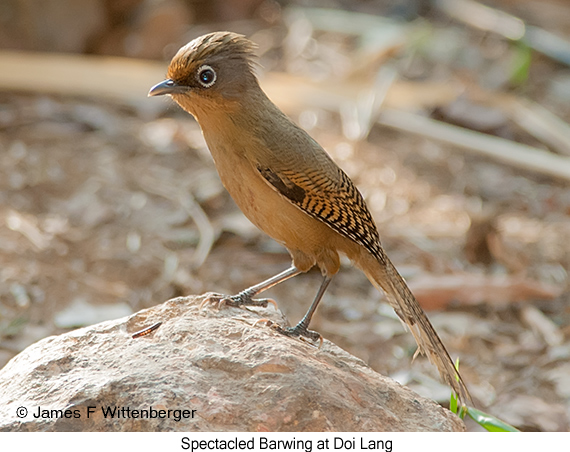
(167, 31), (258, 82)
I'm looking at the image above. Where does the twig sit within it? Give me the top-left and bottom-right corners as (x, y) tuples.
(508, 98), (570, 157)
(0, 50), (165, 104)
(436, 0), (570, 66)
(137, 172), (215, 269)
(177, 190), (216, 269)
(468, 89), (570, 157)
(378, 108), (570, 182)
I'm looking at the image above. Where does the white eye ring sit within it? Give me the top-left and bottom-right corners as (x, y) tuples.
(197, 65), (217, 88)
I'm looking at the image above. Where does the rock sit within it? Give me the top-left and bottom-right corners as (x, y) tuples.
(0, 294), (464, 432)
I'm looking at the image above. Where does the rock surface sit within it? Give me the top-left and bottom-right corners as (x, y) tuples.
(0, 295), (464, 432)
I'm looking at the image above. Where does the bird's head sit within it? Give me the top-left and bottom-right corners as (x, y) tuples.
(149, 32), (260, 117)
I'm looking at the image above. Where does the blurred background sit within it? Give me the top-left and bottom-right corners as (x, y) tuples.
(1, 0), (570, 431)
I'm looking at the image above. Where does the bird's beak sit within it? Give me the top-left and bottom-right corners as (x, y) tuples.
(148, 79), (189, 97)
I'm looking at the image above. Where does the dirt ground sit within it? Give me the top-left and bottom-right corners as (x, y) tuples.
(1, 0), (570, 432)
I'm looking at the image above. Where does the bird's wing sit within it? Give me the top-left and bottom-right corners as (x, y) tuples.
(256, 163), (382, 256)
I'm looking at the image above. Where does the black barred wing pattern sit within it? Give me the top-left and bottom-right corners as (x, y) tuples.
(256, 164), (383, 260)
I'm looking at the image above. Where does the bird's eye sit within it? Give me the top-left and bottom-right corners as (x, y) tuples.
(197, 65), (217, 88)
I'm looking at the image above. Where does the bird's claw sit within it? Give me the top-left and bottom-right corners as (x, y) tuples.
(254, 319), (323, 349)
(200, 292), (278, 310)
(253, 318), (273, 328)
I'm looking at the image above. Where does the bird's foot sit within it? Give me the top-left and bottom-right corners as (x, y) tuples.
(255, 319), (323, 348)
(200, 291), (278, 310)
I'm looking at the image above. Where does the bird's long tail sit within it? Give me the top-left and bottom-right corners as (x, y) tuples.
(358, 250), (472, 406)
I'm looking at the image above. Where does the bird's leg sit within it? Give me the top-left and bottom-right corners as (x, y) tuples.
(271, 274), (332, 344)
(202, 265), (301, 309)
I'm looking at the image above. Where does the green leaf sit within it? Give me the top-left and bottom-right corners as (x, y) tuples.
(449, 357), (466, 418)
(467, 407), (520, 432)
(510, 41), (532, 87)
(450, 390), (458, 415)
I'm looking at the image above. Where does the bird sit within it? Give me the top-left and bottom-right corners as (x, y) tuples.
(149, 31), (472, 405)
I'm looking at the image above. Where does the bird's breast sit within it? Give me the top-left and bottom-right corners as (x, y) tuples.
(204, 138), (355, 275)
